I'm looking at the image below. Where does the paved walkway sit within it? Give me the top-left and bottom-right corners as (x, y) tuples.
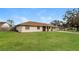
(57, 31), (79, 35)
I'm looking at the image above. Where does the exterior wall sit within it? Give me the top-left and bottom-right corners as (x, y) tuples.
(0, 23), (10, 31)
(52, 27), (59, 31)
(1, 23), (10, 28)
(16, 26), (59, 32)
(49, 27), (53, 31)
(16, 26), (23, 32)
(16, 26), (43, 32)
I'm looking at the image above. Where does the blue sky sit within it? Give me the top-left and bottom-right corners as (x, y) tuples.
(0, 8), (72, 25)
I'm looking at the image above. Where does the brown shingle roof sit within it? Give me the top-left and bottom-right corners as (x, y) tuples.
(17, 21), (52, 26)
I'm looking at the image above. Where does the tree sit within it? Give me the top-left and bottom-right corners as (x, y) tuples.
(7, 19), (14, 28)
(50, 20), (66, 30)
(50, 20), (62, 26)
(63, 8), (79, 31)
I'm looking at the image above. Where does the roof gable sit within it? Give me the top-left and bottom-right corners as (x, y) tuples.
(17, 21), (52, 26)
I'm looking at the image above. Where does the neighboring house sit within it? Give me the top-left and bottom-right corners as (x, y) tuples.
(15, 21), (59, 32)
(0, 22), (10, 31)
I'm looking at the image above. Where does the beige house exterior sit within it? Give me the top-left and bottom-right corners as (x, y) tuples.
(0, 22), (10, 31)
(15, 21), (58, 32)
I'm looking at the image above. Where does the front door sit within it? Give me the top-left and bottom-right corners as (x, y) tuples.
(42, 26), (46, 31)
(47, 27), (49, 31)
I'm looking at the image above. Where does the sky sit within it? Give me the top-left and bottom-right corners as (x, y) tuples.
(0, 8), (72, 25)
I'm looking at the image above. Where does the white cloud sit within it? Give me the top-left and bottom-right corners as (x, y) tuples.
(41, 16), (52, 20)
(40, 16), (53, 23)
(12, 16), (31, 24)
(36, 10), (53, 23)
(15, 16), (30, 22)
(0, 18), (6, 22)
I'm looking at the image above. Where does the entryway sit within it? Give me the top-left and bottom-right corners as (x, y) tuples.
(42, 26), (46, 31)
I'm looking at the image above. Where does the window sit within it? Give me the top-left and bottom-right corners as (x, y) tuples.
(25, 26), (29, 30)
(37, 26), (40, 30)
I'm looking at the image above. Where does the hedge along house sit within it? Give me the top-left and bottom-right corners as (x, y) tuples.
(15, 21), (57, 32)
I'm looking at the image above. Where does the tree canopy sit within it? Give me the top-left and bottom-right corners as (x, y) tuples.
(7, 19), (14, 28)
(63, 8), (79, 31)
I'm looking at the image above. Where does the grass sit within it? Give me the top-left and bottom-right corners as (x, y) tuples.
(0, 31), (79, 51)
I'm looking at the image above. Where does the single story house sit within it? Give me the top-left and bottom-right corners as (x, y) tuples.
(15, 21), (59, 32)
(0, 22), (10, 31)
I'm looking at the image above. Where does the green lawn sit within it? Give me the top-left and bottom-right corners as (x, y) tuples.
(0, 31), (79, 51)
